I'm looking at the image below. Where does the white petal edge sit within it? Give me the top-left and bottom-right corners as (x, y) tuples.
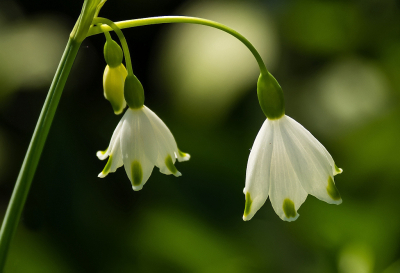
(280, 116), (342, 205)
(243, 120), (274, 221)
(285, 116), (342, 176)
(97, 117), (125, 160)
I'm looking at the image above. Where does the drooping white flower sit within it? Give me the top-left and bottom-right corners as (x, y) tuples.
(97, 106), (190, 190)
(243, 115), (342, 222)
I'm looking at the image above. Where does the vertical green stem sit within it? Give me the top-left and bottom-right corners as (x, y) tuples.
(0, 38), (81, 270)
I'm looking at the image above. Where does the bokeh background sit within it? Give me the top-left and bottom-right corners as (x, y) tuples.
(0, 0), (399, 272)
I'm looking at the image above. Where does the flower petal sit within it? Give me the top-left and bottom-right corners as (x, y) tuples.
(285, 115), (342, 176)
(120, 108), (157, 190)
(268, 119), (308, 222)
(142, 106), (187, 175)
(176, 149), (191, 162)
(243, 120), (274, 221)
(96, 117), (124, 160)
(98, 137), (123, 178)
(143, 106), (190, 163)
(280, 116), (342, 205)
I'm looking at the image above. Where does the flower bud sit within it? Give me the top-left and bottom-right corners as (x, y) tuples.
(103, 64), (128, 114)
(104, 39), (123, 67)
(257, 72), (285, 120)
(124, 74), (144, 109)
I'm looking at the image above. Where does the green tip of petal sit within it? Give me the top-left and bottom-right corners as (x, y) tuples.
(96, 148), (108, 159)
(165, 155), (181, 176)
(283, 199), (297, 220)
(178, 149), (190, 161)
(327, 176), (342, 203)
(334, 164), (343, 175)
(243, 192), (253, 221)
(131, 161), (143, 186)
(99, 154), (113, 177)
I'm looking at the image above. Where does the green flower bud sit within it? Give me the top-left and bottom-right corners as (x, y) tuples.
(103, 64), (128, 114)
(124, 74), (145, 109)
(104, 39), (123, 67)
(257, 72), (285, 120)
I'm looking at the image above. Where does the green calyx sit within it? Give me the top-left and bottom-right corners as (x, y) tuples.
(70, 0), (104, 43)
(124, 74), (145, 109)
(257, 72), (285, 120)
(104, 39), (123, 67)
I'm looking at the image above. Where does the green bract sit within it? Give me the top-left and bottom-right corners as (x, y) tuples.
(104, 39), (123, 67)
(124, 74), (145, 109)
(70, 0), (104, 43)
(257, 72), (285, 120)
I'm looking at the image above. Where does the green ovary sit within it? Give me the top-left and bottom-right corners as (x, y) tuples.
(283, 199), (296, 218)
(131, 161), (143, 186)
(165, 155), (178, 174)
(327, 176), (341, 201)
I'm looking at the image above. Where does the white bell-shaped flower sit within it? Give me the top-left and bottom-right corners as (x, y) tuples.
(97, 106), (190, 190)
(243, 115), (342, 222)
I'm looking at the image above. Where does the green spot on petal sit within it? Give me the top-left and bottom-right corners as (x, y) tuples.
(178, 149), (187, 158)
(165, 155), (178, 174)
(243, 192), (253, 217)
(283, 199), (296, 218)
(327, 176), (341, 201)
(102, 154), (113, 174)
(335, 164), (343, 174)
(131, 161), (143, 186)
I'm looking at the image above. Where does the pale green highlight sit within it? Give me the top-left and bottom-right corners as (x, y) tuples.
(131, 161), (143, 186)
(283, 199), (296, 218)
(165, 155), (178, 174)
(243, 192), (253, 218)
(327, 176), (341, 201)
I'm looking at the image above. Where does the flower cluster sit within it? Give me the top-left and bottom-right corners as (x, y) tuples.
(96, 24), (342, 222)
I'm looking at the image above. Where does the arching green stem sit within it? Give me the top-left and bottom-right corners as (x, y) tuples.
(92, 17), (134, 76)
(103, 30), (113, 42)
(88, 16), (268, 75)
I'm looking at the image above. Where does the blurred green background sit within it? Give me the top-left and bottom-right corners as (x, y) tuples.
(0, 0), (400, 272)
